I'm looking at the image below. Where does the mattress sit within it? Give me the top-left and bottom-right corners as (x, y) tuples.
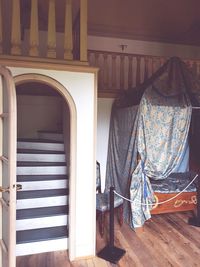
(150, 172), (197, 193)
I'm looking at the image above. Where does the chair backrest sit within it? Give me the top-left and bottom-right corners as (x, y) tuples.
(96, 161), (101, 193)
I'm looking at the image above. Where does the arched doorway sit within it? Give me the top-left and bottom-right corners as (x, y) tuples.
(14, 74), (77, 261)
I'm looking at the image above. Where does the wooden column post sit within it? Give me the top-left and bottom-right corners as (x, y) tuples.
(0, 0), (2, 54)
(111, 55), (117, 89)
(47, 0), (56, 58)
(120, 55), (125, 90)
(136, 56), (141, 86)
(128, 55), (133, 88)
(11, 0), (21, 55)
(64, 0), (73, 60)
(80, 0), (87, 62)
(29, 0), (39, 57)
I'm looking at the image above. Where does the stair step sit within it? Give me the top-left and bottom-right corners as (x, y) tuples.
(17, 153), (66, 162)
(17, 165), (67, 175)
(17, 174), (68, 182)
(16, 214), (68, 231)
(18, 138), (63, 144)
(17, 189), (69, 199)
(17, 226), (68, 244)
(17, 162), (66, 166)
(17, 205), (69, 220)
(17, 195), (68, 209)
(17, 140), (64, 152)
(19, 179), (68, 191)
(16, 238), (68, 256)
(17, 149), (65, 154)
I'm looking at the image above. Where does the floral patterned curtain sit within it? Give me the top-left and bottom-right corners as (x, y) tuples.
(130, 86), (192, 228)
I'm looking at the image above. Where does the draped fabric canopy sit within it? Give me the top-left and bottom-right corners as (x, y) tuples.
(105, 57), (200, 228)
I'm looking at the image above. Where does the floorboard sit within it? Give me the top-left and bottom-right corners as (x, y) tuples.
(16, 211), (200, 267)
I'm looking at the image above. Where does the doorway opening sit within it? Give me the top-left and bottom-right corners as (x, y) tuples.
(15, 79), (71, 259)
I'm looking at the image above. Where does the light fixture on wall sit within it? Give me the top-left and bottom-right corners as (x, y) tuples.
(119, 44), (128, 51)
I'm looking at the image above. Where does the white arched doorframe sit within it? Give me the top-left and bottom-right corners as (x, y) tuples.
(14, 73), (77, 260)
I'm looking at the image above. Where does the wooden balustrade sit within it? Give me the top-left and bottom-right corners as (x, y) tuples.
(0, 0), (2, 54)
(88, 50), (200, 97)
(11, 0), (21, 55)
(64, 0), (73, 60)
(29, 0), (39, 57)
(47, 0), (56, 58)
(0, 0), (88, 64)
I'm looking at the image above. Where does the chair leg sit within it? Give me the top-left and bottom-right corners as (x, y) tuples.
(117, 205), (123, 226)
(98, 211), (105, 237)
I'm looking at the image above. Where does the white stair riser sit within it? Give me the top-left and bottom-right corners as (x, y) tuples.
(17, 141), (64, 151)
(38, 132), (63, 142)
(16, 215), (68, 231)
(17, 196), (68, 209)
(17, 166), (67, 175)
(20, 180), (68, 191)
(16, 238), (68, 256)
(17, 153), (66, 162)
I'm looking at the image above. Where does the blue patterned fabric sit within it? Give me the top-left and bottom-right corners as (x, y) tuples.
(150, 172), (196, 193)
(130, 86), (192, 228)
(105, 105), (139, 221)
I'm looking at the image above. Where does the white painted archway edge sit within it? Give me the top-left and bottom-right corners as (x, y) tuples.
(12, 67), (97, 261)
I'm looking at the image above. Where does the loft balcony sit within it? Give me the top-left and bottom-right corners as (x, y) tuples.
(0, 0), (88, 65)
(0, 1), (199, 98)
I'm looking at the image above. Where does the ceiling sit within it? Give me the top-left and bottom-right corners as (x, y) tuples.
(88, 0), (200, 46)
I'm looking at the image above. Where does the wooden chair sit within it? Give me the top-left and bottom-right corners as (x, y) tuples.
(96, 161), (123, 237)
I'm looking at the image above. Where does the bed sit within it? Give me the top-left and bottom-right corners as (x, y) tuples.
(150, 172), (197, 214)
(105, 57), (200, 229)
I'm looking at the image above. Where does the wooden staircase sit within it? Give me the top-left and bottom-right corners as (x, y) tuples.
(16, 133), (69, 256)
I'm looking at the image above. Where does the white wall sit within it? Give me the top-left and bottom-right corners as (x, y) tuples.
(9, 66), (97, 261)
(97, 98), (114, 191)
(88, 35), (200, 58)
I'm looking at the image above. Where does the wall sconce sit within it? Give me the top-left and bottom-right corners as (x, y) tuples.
(119, 44), (128, 51)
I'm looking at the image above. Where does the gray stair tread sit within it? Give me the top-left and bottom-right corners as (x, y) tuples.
(17, 175), (68, 182)
(38, 131), (62, 134)
(17, 149), (65, 154)
(17, 226), (68, 244)
(17, 189), (69, 199)
(17, 138), (63, 144)
(16, 205), (69, 220)
(17, 162), (66, 167)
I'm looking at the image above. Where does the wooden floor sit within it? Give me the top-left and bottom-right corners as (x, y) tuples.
(16, 211), (200, 267)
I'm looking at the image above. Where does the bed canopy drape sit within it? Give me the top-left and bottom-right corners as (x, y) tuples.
(105, 57), (200, 229)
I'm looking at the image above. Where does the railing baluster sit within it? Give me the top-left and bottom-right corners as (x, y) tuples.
(47, 0), (56, 58)
(144, 57), (149, 81)
(11, 0), (21, 55)
(120, 55), (125, 89)
(136, 56), (141, 86)
(80, 0), (87, 62)
(128, 55), (133, 88)
(103, 53), (108, 89)
(64, 0), (73, 60)
(111, 55), (117, 89)
(29, 0), (39, 57)
(0, 0), (2, 54)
